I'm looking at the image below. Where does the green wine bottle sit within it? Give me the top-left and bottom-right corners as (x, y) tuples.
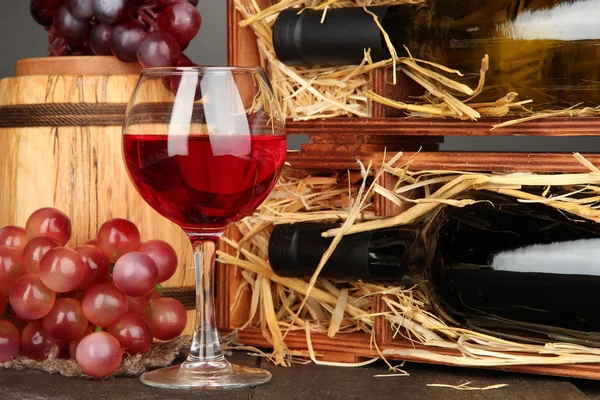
(274, 0), (600, 107)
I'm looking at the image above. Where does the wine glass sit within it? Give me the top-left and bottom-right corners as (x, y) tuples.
(122, 67), (286, 389)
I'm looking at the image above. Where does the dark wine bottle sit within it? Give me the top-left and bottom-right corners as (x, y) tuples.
(268, 192), (600, 332)
(268, 222), (423, 281)
(273, 0), (600, 107)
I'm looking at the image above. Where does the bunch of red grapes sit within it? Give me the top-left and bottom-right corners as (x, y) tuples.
(30, 0), (201, 69)
(0, 208), (187, 379)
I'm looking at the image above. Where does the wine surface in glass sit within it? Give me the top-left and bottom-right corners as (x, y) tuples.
(123, 134), (286, 230)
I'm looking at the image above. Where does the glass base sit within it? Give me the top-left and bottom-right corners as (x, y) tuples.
(140, 360), (272, 390)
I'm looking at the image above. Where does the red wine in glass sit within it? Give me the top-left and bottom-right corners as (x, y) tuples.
(122, 66), (286, 390)
(123, 134), (286, 232)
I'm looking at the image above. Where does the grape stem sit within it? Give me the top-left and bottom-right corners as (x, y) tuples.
(48, 26), (69, 57)
(48, 38), (68, 56)
(154, 283), (163, 294)
(137, 6), (160, 32)
(138, 4), (159, 19)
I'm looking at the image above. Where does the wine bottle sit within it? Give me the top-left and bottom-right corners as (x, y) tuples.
(273, 1), (600, 107)
(268, 192), (600, 332)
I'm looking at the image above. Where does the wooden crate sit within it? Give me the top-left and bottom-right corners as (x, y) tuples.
(219, 0), (600, 379)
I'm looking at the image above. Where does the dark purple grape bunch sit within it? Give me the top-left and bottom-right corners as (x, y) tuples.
(30, 0), (201, 69)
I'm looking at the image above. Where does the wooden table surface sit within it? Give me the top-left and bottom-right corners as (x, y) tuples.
(1, 352), (600, 400)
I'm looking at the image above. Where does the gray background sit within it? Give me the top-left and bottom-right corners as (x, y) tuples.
(0, 1), (228, 77)
(1, 1), (597, 152)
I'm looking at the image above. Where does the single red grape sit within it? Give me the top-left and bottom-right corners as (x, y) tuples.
(22, 237), (61, 275)
(160, 52), (195, 92)
(126, 293), (151, 314)
(39, 247), (85, 293)
(5, 312), (28, 334)
(0, 292), (7, 316)
(66, 41), (94, 56)
(0, 321), (20, 362)
(25, 207), (72, 246)
(107, 312), (153, 355)
(69, 289), (86, 302)
(52, 339), (71, 359)
(42, 298), (89, 341)
(158, 0), (198, 7)
(96, 218), (141, 262)
(9, 275), (56, 320)
(142, 297), (186, 341)
(30, 0), (67, 26)
(136, 31), (181, 68)
(30, 4), (58, 27)
(76, 332), (122, 378)
(20, 322), (54, 361)
(0, 246), (24, 291)
(75, 245), (110, 290)
(89, 24), (113, 55)
(66, 0), (93, 20)
(177, 53), (196, 66)
(92, 0), (133, 25)
(32, 0), (65, 8)
(138, 240), (178, 283)
(0, 226), (28, 251)
(82, 283), (128, 327)
(68, 340), (78, 360)
(158, 1), (201, 44)
(112, 252), (158, 297)
(150, 287), (162, 300)
(110, 20), (148, 63)
(53, 6), (92, 44)
(168, 54), (202, 99)
(68, 326), (93, 359)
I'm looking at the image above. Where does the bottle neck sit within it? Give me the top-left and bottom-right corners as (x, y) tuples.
(273, 5), (418, 66)
(268, 222), (422, 282)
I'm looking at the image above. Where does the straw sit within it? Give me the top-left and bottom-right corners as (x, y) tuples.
(215, 153), (600, 368)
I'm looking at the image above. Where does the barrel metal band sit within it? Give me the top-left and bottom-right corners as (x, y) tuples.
(0, 103), (210, 127)
(0, 103), (128, 127)
(162, 287), (196, 311)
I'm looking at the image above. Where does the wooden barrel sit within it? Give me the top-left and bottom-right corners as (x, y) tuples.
(0, 57), (196, 333)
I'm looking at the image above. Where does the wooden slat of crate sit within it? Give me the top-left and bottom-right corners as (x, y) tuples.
(308, 134), (442, 145)
(285, 117), (600, 136)
(225, 327), (600, 381)
(287, 151), (600, 173)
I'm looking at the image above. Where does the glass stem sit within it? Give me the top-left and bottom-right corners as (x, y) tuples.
(184, 232), (230, 371)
